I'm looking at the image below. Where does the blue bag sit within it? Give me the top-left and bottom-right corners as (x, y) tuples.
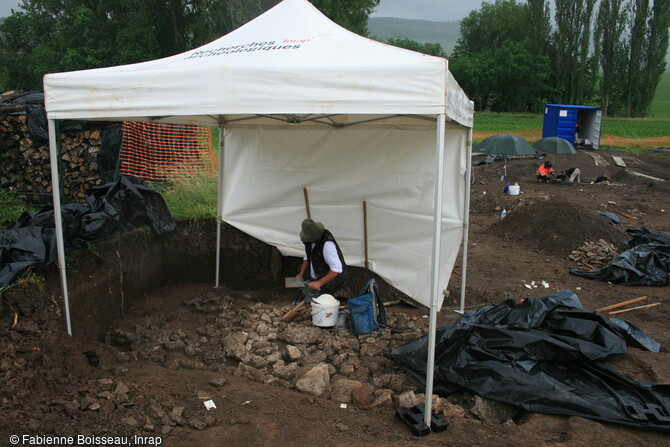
(347, 279), (386, 335)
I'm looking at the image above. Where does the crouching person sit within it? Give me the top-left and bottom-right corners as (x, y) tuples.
(536, 161), (555, 182)
(296, 218), (349, 302)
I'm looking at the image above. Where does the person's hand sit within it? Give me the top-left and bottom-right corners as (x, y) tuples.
(308, 281), (322, 290)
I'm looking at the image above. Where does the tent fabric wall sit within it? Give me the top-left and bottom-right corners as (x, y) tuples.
(222, 117), (467, 309)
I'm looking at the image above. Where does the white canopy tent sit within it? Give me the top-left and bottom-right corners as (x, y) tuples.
(43, 0), (473, 427)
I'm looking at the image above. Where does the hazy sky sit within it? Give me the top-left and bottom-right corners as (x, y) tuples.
(0, 0), (21, 18)
(1, 0), (487, 21)
(372, 0), (487, 22)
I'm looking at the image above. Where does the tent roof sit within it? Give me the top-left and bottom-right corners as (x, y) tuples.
(43, 0), (473, 127)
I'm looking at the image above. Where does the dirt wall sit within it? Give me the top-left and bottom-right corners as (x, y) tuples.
(44, 220), (285, 342)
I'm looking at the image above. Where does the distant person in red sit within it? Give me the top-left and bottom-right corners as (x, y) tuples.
(536, 160), (554, 182)
(575, 123), (581, 144)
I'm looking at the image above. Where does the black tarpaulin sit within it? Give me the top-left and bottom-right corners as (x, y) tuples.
(622, 228), (670, 249)
(385, 290), (670, 432)
(0, 176), (175, 287)
(595, 211), (621, 226)
(569, 228), (670, 286)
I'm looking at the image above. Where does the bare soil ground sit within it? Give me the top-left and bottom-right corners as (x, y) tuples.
(1, 149), (670, 447)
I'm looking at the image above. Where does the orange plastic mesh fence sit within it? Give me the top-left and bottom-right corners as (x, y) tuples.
(120, 122), (216, 181)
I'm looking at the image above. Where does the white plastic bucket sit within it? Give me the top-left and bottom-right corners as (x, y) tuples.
(311, 294), (340, 327)
(508, 183), (520, 196)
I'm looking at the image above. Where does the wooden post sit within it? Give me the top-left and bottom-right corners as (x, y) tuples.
(363, 200), (369, 270)
(619, 212), (639, 221)
(303, 187), (311, 219)
(596, 296), (648, 312)
(608, 302), (660, 315)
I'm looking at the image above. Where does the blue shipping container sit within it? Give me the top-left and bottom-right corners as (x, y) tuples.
(542, 104), (602, 150)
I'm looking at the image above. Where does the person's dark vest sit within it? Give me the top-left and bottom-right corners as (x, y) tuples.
(304, 229), (349, 292)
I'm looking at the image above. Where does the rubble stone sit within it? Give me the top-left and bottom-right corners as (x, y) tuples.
(188, 418), (207, 430)
(272, 362), (299, 380)
(295, 363), (330, 396)
(210, 377), (228, 387)
(331, 378), (363, 403)
(468, 395), (519, 424)
(114, 381), (130, 395)
(286, 345), (302, 361)
(121, 417), (138, 427)
(79, 396), (99, 411)
(371, 390), (393, 407)
(352, 384), (374, 406)
(238, 363), (267, 382)
(282, 327), (324, 345)
(395, 390), (419, 408)
(441, 401), (466, 419)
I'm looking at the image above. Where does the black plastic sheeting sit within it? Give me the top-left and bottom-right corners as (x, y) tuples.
(385, 290), (670, 432)
(622, 227), (670, 249)
(595, 211), (621, 226)
(0, 177), (176, 287)
(27, 107), (114, 145)
(569, 228), (670, 286)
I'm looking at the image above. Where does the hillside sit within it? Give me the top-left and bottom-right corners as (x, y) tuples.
(368, 17), (460, 55)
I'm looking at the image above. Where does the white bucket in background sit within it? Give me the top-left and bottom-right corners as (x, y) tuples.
(311, 294), (340, 327)
(508, 183), (520, 196)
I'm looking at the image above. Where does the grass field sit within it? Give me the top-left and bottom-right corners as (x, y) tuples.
(649, 69), (670, 118)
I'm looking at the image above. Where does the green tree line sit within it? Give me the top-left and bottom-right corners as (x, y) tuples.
(0, 0), (379, 91)
(448, 0), (670, 117)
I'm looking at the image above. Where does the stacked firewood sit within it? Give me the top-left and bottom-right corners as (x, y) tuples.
(55, 128), (103, 199)
(0, 98), (103, 202)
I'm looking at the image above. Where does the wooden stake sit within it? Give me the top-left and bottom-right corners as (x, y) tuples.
(619, 212), (639, 221)
(303, 187), (311, 219)
(116, 250), (125, 314)
(596, 296), (648, 312)
(363, 200), (369, 270)
(608, 302), (660, 315)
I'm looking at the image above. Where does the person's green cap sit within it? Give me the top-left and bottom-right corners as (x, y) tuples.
(300, 218), (324, 243)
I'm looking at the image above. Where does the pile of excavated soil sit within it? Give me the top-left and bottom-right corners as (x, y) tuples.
(490, 197), (627, 257)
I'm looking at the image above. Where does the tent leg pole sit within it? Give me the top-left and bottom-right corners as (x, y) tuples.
(424, 114), (446, 427)
(215, 124), (225, 288)
(48, 119), (72, 336)
(457, 128), (473, 314)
